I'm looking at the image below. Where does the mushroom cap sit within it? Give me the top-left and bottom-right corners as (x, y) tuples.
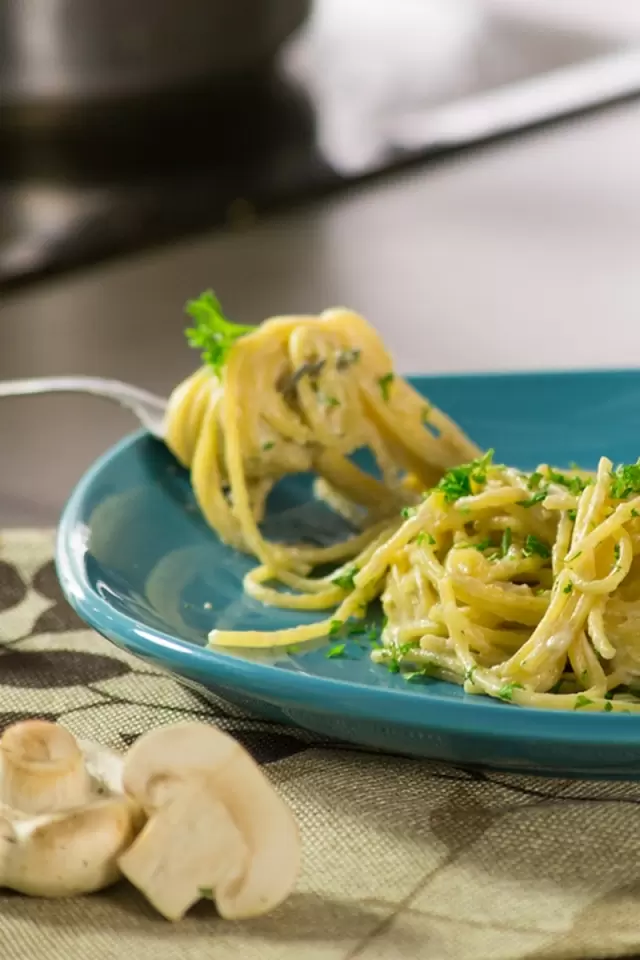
(0, 721), (90, 815)
(122, 722), (300, 919)
(1, 796), (140, 898)
(0, 721), (142, 899)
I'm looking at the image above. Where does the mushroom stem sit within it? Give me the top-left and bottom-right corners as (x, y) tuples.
(121, 723), (301, 920)
(119, 782), (248, 921)
(0, 721), (91, 815)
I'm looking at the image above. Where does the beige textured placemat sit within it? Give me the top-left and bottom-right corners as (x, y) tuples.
(2, 530), (640, 960)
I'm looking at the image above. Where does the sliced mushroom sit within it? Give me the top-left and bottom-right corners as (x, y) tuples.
(0, 721), (141, 898)
(119, 722), (301, 921)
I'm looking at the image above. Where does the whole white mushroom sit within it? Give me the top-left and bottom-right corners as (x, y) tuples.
(0, 720), (141, 898)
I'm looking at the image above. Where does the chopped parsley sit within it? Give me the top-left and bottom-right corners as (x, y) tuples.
(262, 440), (275, 451)
(632, 508), (640, 518)
(614, 543), (621, 563)
(326, 643), (346, 659)
(332, 567), (358, 591)
(498, 682), (524, 701)
(528, 472), (543, 490)
(329, 619), (343, 636)
(185, 290), (254, 375)
(575, 694), (594, 709)
(336, 348), (361, 370)
(401, 506), (417, 519)
(563, 582), (573, 594)
(517, 489), (548, 508)
(436, 450), (494, 503)
(611, 460), (640, 499)
(378, 372), (394, 402)
(472, 538), (494, 553)
(522, 534), (551, 559)
(568, 509), (577, 522)
(500, 527), (512, 558)
(464, 666), (477, 683)
(321, 394), (340, 407)
(416, 531), (436, 547)
(604, 701), (614, 712)
(546, 468), (589, 496)
(404, 669), (432, 682)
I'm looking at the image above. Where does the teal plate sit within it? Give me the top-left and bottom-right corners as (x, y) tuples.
(56, 371), (640, 779)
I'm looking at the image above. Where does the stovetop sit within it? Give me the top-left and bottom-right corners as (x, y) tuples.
(2, 1), (639, 293)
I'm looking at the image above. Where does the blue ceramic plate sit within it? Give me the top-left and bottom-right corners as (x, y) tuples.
(56, 371), (640, 779)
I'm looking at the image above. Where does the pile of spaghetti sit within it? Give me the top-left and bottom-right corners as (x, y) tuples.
(164, 291), (640, 712)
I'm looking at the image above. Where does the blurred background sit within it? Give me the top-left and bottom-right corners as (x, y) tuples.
(2, 0), (640, 290)
(1, 0), (640, 525)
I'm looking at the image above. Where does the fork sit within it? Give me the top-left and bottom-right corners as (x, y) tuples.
(0, 376), (168, 438)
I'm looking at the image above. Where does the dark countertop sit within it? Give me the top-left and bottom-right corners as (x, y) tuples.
(1, 96), (640, 527)
(3, 0), (638, 292)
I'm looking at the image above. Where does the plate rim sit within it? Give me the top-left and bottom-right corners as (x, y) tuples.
(55, 369), (640, 748)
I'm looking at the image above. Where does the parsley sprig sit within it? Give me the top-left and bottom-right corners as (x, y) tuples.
(522, 534), (551, 559)
(611, 460), (640, 499)
(436, 450), (494, 503)
(185, 290), (254, 375)
(332, 567), (358, 591)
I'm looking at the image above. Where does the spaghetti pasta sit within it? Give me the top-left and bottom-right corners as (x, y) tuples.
(164, 294), (640, 713)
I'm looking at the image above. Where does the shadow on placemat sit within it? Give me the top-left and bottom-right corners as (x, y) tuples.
(3, 529), (640, 960)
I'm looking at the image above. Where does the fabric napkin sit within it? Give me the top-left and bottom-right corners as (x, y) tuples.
(2, 529), (640, 960)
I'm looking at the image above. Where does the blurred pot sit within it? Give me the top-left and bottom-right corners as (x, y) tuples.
(0, 0), (310, 133)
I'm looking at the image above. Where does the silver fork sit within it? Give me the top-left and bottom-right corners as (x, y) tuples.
(0, 376), (168, 439)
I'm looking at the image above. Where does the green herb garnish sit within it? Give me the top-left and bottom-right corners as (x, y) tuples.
(498, 682), (524, 701)
(329, 619), (343, 636)
(522, 534), (551, 559)
(326, 643), (346, 659)
(563, 582), (573, 594)
(378, 372), (394, 402)
(517, 489), (548, 508)
(614, 543), (621, 563)
(568, 509), (577, 522)
(604, 701), (613, 712)
(437, 450), (494, 503)
(336, 348), (361, 370)
(262, 440), (275, 451)
(611, 460), (640, 499)
(185, 290), (254, 375)
(575, 694), (594, 709)
(464, 666), (477, 683)
(401, 506), (417, 519)
(632, 508), (640, 518)
(500, 527), (512, 558)
(405, 669), (432, 682)
(472, 538), (493, 553)
(416, 531), (436, 547)
(320, 394), (341, 407)
(528, 472), (543, 490)
(547, 469), (589, 496)
(332, 567), (358, 591)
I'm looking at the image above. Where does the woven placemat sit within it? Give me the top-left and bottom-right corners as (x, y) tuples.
(2, 530), (640, 960)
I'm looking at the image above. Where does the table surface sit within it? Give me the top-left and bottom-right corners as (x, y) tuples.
(1, 91), (639, 527)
